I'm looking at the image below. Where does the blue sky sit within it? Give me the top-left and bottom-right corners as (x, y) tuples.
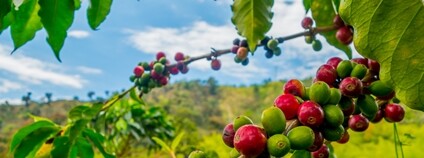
(0, 0), (359, 104)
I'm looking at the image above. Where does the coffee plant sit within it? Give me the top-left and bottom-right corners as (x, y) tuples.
(1, 0), (423, 157)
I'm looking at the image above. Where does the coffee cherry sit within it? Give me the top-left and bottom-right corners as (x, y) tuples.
(133, 66), (144, 77)
(322, 125), (345, 141)
(273, 47), (282, 56)
(159, 77), (168, 86)
(211, 59), (221, 71)
(384, 103), (405, 122)
(297, 101), (324, 128)
(368, 59), (380, 73)
(351, 58), (368, 66)
(274, 94), (301, 120)
(156, 51), (166, 61)
(371, 109), (384, 123)
(350, 64), (368, 79)
(267, 134), (291, 157)
(169, 66), (179, 75)
(311, 144), (329, 158)
(328, 88), (342, 105)
(177, 61), (186, 71)
(307, 130), (324, 152)
(326, 57), (343, 69)
(234, 56), (243, 63)
(309, 81), (331, 105)
(301, 17), (314, 29)
(241, 58), (249, 66)
(237, 47), (249, 60)
(333, 14), (345, 28)
(339, 77), (363, 98)
(151, 70), (162, 79)
(159, 57), (167, 65)
(283, 79), (306, 98)
(231, 45), (240, 54)
(316, 64), (338, 86)
(222, 123), (236, 148)
(368, 80), (393, 97)
(348, 114), (369, 132)
(180, 66), (189, 74)
(174, 52), (185, 61)
(323, 105), (344, 128)
(336, 26), (353, 45)
(355, 95), (378, 120)
(336, 60), (354, 78)
(234, 125), (267, 158)
(267, 39), (279, 50)
(239, 39), (248, 48)
(287, 126), (315, 150)
(337, 130), (350, 144)
(233, 38), (241, 45)
(188, 150), (206, 158)
(312, 40), (322, 51)
(262, 107), (286, 136)
(265, 51), (274, 58)
(153, 63), (165, 74)
(233, 115), (254, 132)
(305, 35), (314, 44)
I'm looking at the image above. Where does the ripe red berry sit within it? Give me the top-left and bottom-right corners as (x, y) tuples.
(231, 45), (240, 54)
(337, 130), (350, 144)
(133, 66), (144, 77)
(169, 66), (179, 75)
(336, 26), (353, 45)
(297, 101), (324, 128)
(301, 17), (314, 29)
(326, 57), (343, 69)
(234, 125), (267, 158)
(339, 77), (363, 98)
(307, 130), (324, 152)
(177, 61), (186, 71)
(159, 77), (168, 86)
(222, 123), (236, 148)
(156, 51), (166, 61)
(180, 66), (189, 74)
(351, 58), (369, 67)
(174, 52), (185, 61)
(274, 94), (301, 120)
(384, 103), (405, 122)
(371, 109), (384, 123)
(333, 14), (345, 28)
(211, 59), (221, 71)
(283, 79), (306, 98)
(367, 59), (380, 73)
(348, 115), (369, 132)
(151, 70), (162, 80)
(312, 144), (329, 158)
(316, 64), (338, 86)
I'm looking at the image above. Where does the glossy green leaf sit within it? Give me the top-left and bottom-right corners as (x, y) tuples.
(231, 0), (274, 52)
(74, 0), (81, 10)
(69, 105), (91, 121)
(10, 120), (58, 153)
(291, 150), (312, 158)
(130, 87), (145, 104)
(38, 0), (75, 61)
(83, 129), (115, 158)
(340, 0), (424, 111)
(0, 0), (12, 34)
(68, 119), (89, 141)
(152, 137), (171, 153)
(303, 0), (311, 13)
(311, 0), (352, 59)
(11, 0), (42, 51)
(171, 132), (184, 151)
(13, 126), (61, 158)
(51, 136), (72, 158)
(87, 0), (112, 30)
(76, 137), (94, 158)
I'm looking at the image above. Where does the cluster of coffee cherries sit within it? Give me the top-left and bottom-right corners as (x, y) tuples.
(302, 14), (354, 51)
(230, 38), (251, 66)
(222, 56), (405, 158)
(130, 52), (190, 95)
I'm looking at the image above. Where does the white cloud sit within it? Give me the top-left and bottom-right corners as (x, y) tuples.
(76, 66), (103, 75)
(125, 0), (361, 81)
(0, 45), (86, 89)
(0, 98), (22, 105)
(68, 30), (90, 39)
(0, 79), (23, 93)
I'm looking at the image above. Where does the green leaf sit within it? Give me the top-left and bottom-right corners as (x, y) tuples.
(130, 88), (145, 104)
(68, 119), (89, 142)
(10, 120), (58, 153)
(38, 0), (75, 61)
(74, 0), (81, 10)
(291, 150), (312, 158)
(0, 0), (12, 34)
(87, 0), (112, 30)
(231, 0), (274, 52)
(340, 0), (424, 111)
(69, 105), (91, 121)
(11, 0), (42, 51)
(51, 136), (72, 158)
(171, 132), (184, 151)
(13, 126), (61, 158)
(76, 137), (94, 158)
(311, 0), (352, 59)
(28, 113), (54, 122)
(83, 129), (115, 158)
(152, 137), (172, 153)
(303, 0), (311, 13)
(332, 0), (340, 12)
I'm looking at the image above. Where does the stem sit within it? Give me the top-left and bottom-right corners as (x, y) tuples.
(101, 85), (136, 111)
(394, 123), (399, 158)
(165, 25), (337, 69)
(393, 123), (404, 158)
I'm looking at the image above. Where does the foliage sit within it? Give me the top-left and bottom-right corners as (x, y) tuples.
(340, 0), (424, 111)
